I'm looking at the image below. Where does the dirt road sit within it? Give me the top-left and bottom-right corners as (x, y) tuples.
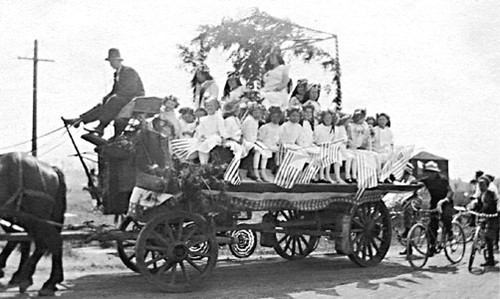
(0, 245), (498, 299)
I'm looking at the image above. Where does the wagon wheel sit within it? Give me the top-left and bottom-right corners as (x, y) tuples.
(272, 210), (319, 260)
(135, 211), (218, 292)
(229, 228), (258, 258)
(116, 216), (144, 273)
(348, 201), (392, 267)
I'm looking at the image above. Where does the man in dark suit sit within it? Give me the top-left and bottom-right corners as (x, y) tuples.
(64, 48), (145, 136)
(420, 161), (454, 256)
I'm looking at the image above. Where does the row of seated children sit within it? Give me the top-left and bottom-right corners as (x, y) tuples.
(157, 95), (394, 184)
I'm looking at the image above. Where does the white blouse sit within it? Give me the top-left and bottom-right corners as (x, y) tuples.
(258, 123), (281, 148)
(279, 121), (302, 145)
(195, 113), (227, 140)
(374, 126), (394, 151)
(298, 121), (314, 147)
(224, 116), (242, 141)
(314, 124), (335, 144)
(241, 115), (259, 143)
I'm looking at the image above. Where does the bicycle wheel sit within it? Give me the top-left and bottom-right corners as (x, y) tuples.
(444, 222), (466, 264)
(468, 226), (486, 274)
(407, 223), (429, 269)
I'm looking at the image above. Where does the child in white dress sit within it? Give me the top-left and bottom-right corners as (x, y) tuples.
(346, 109), (370, 183)
(191, 98), (227, 164)
(373, 113), (394, 165)
(223, 100), (252, 159)
(279, 106), (302, 148)
(178, 107), (197, 138)
(298, 104), (316, 149)
(255, 107), (283, 182)
(314, 110), (345, 183)
(241, 103), (265, 181)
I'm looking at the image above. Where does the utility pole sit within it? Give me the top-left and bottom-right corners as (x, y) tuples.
(18, 39), (54, 157)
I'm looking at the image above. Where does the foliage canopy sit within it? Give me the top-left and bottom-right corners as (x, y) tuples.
(178, 8), (341, 89)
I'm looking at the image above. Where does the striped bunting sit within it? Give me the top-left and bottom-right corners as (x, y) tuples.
(297, 162), (321, 184)
(379, 145), (414, 181)
(170, 138), (194, 160)
(223, 151), (242, 185)
(274, 149), (310, 189)
(355, 150), (378, 189)
(209, 190), (386, 211)
(319, 142), (343, 167)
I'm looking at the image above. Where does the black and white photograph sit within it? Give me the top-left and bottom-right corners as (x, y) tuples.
(0, 1), (499, 298)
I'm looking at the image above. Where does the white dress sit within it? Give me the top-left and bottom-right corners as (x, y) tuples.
(257, 123), (280, 158)
(373, 126), (394, 163)
(179, 119), (197, 139)
(333, 125), (352, 161)
(260, 65), (289, 110)
(314, 124), (334, 144)
(298, 121), (315, 147)
(190, 113), (227, 155)
(224, 116), (250, 157)
(279, 121), (302, 146)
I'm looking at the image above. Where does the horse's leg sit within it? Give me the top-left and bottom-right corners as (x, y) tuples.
(38, 243), (63, 297)
(0, 241), (19, 278)
(16, 246), (46, 293)
(9, 241), (31, 285)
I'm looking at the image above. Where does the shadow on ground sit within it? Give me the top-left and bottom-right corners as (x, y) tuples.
(57, 255), (419, 299)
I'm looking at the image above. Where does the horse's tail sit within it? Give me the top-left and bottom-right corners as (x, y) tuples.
(51, 166), (67, 231)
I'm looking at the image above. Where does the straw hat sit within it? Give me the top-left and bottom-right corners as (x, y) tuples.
(424, 161), (440, 172)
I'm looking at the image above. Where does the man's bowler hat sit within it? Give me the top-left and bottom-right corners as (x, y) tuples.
(105, 48), (123, 61)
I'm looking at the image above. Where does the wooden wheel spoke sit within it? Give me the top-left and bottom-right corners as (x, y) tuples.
(156, 260), (173, 275)
(186, 257), (204, 273)
(170, 262), (178, 284)
(291, 236), (296, 256)
(277, 234), (288, 244)
(127, 252), (136, 261)
(151, 231), (171, 247)
(182, 226), (197, 242)
(180, 261), (190, 283)
(283, 236), (293, 253)
(370, 238), (380, 253)
(145, 253), (169, 267)
(296, 236), (304, 255)
(366, 239), (374, 258)
(353, 217), (364, 228)
(162, 219), (176, 241)
(298, 235), (309, 246)
(176, 218), (185, 240)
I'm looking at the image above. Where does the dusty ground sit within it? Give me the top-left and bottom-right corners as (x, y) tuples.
(0, 243), (498, 299)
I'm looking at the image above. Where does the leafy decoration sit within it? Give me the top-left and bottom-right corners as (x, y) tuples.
(178, 8), (341, 89)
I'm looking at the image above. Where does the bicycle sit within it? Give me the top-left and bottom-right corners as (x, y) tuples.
(467, 210), (499, 274)
(389, 194), (422, 246)
(452, 206), (476, 243)
(406, 206), (466, 269)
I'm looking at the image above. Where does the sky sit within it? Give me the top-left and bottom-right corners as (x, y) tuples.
(0, 0), (499, 180)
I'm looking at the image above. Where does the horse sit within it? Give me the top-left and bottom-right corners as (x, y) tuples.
(0, 152), (67, 296)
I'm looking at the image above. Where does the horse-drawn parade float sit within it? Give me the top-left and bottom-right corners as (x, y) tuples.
(0, 9), (472, 297)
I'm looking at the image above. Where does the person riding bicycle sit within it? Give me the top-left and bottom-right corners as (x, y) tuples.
(470, 176), (499, 266)
(420, 161), (454, 256)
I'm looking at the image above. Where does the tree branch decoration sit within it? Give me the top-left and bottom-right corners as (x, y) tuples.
(178, 8), (342, 103)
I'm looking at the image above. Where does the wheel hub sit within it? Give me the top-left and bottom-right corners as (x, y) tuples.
(172, 244), (189, 261)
